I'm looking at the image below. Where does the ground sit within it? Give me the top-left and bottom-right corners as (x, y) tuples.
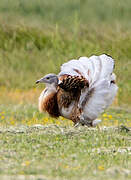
(0, 100), (130, 179)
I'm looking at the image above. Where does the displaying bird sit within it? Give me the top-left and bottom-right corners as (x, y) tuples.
(36, 54), (118, 126)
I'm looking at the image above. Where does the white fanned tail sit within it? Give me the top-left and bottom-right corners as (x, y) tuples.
(59, 54), (118, 121)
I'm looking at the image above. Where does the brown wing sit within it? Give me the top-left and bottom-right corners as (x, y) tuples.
(58, 75), (89, 92)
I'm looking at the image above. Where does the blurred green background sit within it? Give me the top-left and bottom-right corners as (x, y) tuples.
(0, 0), (131, 107)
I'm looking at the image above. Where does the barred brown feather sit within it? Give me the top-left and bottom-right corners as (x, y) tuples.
(58, 75), (89, 91)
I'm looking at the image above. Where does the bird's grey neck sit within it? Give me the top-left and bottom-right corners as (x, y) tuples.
(40, 84), (57, 99)
(45, 83), (57, 92)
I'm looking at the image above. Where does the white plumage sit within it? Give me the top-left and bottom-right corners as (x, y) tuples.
(59, 54), (118, 124)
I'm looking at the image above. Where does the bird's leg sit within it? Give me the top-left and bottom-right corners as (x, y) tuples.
(73, 114), (85, 127)
(79, 114), (92, 127)
(74, 122), (81, 127)
(73, 116), (82, 127)
(73, 111), (93, 127)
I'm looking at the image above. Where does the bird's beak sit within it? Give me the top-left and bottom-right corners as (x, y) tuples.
(36, 77), (45, 84)
(36, 80), (40, 84)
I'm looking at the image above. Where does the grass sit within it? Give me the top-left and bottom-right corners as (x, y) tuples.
(0, 94), (131, 179)
(0, 119), (130, 179)
(0, 0), (131, 27)
(0, 0), (131, 179)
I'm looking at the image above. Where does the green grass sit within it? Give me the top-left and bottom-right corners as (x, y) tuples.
(0, 118), (130, 179)
(0, 103), (131, 179)
(0, 103), (131, 127)
(0, 0), (131, 28)
(0, 0), (131, 179)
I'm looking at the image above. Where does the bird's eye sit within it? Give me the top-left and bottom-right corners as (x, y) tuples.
(46, 77), (50, 80)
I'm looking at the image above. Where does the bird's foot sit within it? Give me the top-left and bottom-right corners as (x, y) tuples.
(74, 119), (92, 127)
(74, 119), (102, 127)
(79, 117), (92, 127)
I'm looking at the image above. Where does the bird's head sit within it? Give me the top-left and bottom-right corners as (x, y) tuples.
(36, 74), (58, 87)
